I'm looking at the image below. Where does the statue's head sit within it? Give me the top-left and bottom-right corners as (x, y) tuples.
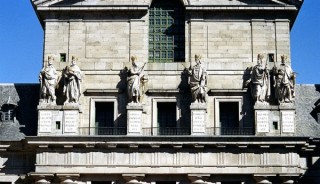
(257, 54), (264, 65)
(195, 54), (201, 64)
(281, 55), (287, 64)
(130, 56), (137, 66)
(48, 56), (54, 65)
(71, 56), (77, 65)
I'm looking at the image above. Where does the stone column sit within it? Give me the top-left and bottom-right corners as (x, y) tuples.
(32, 174), (54, 184)
(56, 174), (79, 184)
(188, 174), (210, 184)
(254, 177), (272, 184)
(282, 180), (294, 184)
(122, 174), (145, 184)
(280, 177), (295, 184)
(35, 178), (51, 184)
(126, 104), (143, 135)
(190, 103), (207, 135)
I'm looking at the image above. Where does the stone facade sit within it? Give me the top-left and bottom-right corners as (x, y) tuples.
(3, 0), (320, 183)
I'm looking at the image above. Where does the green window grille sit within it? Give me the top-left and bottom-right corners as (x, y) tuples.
(149, 0), (185, 63)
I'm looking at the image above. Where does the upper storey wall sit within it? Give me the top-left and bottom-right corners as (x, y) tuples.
(32, 0), (302, 90)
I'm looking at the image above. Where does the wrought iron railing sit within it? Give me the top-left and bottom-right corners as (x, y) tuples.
(206, 127), (255, 136)
(142, 127), (191, 136)
(79, 127), (127, 135)
(78, 127), (254, 136)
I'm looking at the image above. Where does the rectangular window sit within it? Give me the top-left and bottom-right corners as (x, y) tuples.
(56, 121), (61, 130)
(95, 102), (114, 135)
(157, 102), (177, 135)
(219, 102), (239, 135)
(268, 53), (274, 62)
(60, 53), (66, 62)
(273, 121), (278, 130)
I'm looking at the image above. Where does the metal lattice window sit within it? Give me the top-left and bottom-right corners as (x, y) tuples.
(149, 0), (185, 63)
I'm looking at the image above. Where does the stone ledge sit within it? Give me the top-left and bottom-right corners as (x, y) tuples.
(37, 6), (149, 11)
(84, 89), (119, 95)
(185, 6), (297, 11)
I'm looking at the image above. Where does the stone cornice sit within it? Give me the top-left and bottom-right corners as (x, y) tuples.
(185, 5), (298, 11)
(36, 6), (149, 11)
(25, 136), (316, 151)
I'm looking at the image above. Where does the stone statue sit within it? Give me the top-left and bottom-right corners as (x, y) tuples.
(188, 54), (208, 103)
(39, 56), (58, 104)
(127, 56), (146, 103)
(273, 55), (296, 104)
(246, 54), (270, 103)
(63, 56), (82, 104)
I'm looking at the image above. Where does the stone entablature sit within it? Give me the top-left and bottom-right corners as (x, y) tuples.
(25, 136), (313, 177)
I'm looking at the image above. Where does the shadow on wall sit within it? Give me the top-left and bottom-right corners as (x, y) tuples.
(14, 84), (39, 136)
(1, 151), (35, 176)
(299, 155), (320, 183)
(50, 0), (85, 6)
(310, 84), (320, 123)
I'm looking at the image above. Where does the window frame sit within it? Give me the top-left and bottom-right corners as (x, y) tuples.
(89, 98), (118, 130)
(152, 97), (181, 135)
(214, 96), (243, 134)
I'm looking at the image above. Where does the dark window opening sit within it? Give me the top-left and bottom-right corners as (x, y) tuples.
(268, 53), (274, 62)
(95, 102), (117, 135)
(149, 0), (185, 63)
(158, 102), (176, 135)
(0, 103), (16, 122)
(219, 102), (239, 135)
(56, 121), (61, 130)
(273, 121), (278, 130)
(2, 110), (14, 121)
(60, 53), (66, 62)
(157, 102), (188, 135)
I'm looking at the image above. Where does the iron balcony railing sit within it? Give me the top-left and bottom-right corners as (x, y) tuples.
(79, 127), (127, 136)
(206, 127), (255, 136)
(142, 127), (191, 136)
(79, 127), (255, 136)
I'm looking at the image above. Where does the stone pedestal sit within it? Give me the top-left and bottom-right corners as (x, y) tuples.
(126, 103), (143, 136)
(279, 103), (296, 135)
(254, 103), (271, 136)
(37, 104), (81, 136)
(254, 103), (295, 136)
(190, 103), (207, 135)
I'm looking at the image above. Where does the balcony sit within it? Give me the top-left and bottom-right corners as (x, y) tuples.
(142, 127), (191, 136)
(206, 127), (255, 136)
(79, 127), (127, 135)
(79, 127), (254, 136)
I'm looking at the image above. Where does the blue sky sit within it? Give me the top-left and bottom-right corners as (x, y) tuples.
(0, 0), (319, 84)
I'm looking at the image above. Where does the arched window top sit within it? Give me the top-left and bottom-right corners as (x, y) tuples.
(149, 0), (185, 63)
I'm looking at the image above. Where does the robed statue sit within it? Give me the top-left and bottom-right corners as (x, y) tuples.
(188, 54), (208, 103)
(39, 56), (58, 104)
(63, 56), (82, 104)
(127, 56), (146, 103)
(246, 54), (270, 103)
(273, 55), (296, 104)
